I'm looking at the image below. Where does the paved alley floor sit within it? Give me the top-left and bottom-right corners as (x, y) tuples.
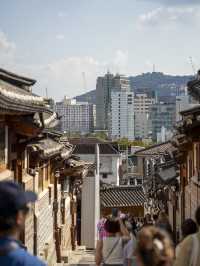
(67, 246), (95, 266)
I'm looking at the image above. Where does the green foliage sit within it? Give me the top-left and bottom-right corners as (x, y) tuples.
(116, 138), (152, 148)
(85, 131), (108, 141)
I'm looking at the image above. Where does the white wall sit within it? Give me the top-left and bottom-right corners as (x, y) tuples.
(110, 90), (134, 140)
(81, 174), (100, 249)
(77, 153), (121, 185)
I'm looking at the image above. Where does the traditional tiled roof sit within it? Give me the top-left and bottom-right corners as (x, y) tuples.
(135, 142), (173, 157)
(0, 68), (36, 88)
(100, 186), (146, 208)
(36, 112), (60, 128)
(180, 105), (200, 116)
(0, 68), (50, 114)
(63, 157), (94, 178)
(73, 143), (120, 155)
(155, 161), (179, 184)
(187, 71), (200, 101)
(28, 138), (72, 159)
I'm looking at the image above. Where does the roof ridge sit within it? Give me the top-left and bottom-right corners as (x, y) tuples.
(135, 141), (171, 155)
(0, 68), (36, 87)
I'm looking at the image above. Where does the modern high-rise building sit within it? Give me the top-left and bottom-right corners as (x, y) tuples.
(134, 93), (155, 139)
(110, 75), (134, 140)
(55, 97), (95, 134)
(96, 72), (114, 130)
(150, 102), (176, 142)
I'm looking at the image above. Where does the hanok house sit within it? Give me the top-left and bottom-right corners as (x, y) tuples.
(0, 68), (93, 264)
(171, 71), (200, 229)
(134, 142), (179, 241)
(100, 186), (146, 217)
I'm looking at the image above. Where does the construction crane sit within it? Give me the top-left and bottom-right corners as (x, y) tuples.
(189, 56), (196, 76)
(82, 72), (87, 91)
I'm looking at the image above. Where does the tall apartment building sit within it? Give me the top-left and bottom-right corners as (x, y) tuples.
(110, 75), (134, 140)
(96, 72), (114, 130)
(150, 102), (176, 141)
(55, 97), (95, 134)
(134, 93), (155, 139)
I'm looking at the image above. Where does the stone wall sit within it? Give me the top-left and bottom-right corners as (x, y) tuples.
(23, 178), (72, 264)
(37, 188), (54, 254)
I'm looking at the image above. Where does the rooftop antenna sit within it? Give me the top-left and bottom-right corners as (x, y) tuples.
(45, 88), (48, 98)
(189, 56), (196, 76)
(82, 72), (87, 91)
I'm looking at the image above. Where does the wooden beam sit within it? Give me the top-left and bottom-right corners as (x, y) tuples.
(7, 119), (41, 137)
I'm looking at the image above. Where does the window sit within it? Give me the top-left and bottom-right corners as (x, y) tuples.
(102, 173), (108, 179)
(130, 178), (135, 185)
(137, 179), (142, 185)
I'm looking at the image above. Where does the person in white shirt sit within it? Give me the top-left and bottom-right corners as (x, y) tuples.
(95, 217), (130, 266)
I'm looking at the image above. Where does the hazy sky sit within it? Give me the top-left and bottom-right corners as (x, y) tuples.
(0, 0), (200, 100)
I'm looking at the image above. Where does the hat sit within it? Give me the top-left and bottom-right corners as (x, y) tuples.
(0, 181), (37, 217)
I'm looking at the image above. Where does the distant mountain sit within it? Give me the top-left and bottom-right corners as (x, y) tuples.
(74, 72), (194, 104)
(130, 72), (193, 96)
(75, 89), (96, 104)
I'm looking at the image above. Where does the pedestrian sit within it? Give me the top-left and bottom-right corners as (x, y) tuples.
(0, 181), (46, 266)
(135, 226), (174, 266)
(176, 218), (197, 257)
(97, 214), (108, 241)
(174, 206), (200, 266)
(95, 217), (130, 266)
(156, 211), (173, 239)
(143, 213), (153, 227)
(128, 216), (137, 237)
(123, 221), (137, 266)
(153, 213), (159, 225)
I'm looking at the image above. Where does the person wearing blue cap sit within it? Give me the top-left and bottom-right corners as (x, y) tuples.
(0, 181), (46, 266)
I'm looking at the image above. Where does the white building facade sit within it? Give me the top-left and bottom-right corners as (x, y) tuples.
(110, 87), (134, 140)
(55, 97), (95, 134)
(73, 143), (122, 186)
(134, 93), (155, 139)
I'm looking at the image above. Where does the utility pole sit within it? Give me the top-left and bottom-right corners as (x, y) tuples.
(82, 72), (87, 91)
(45, 88), (48, 98)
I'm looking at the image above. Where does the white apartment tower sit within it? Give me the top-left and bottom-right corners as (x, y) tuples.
(110, 75), (134, 140)
(134, 93), (155, 139)
(55, 97), (95, 134)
